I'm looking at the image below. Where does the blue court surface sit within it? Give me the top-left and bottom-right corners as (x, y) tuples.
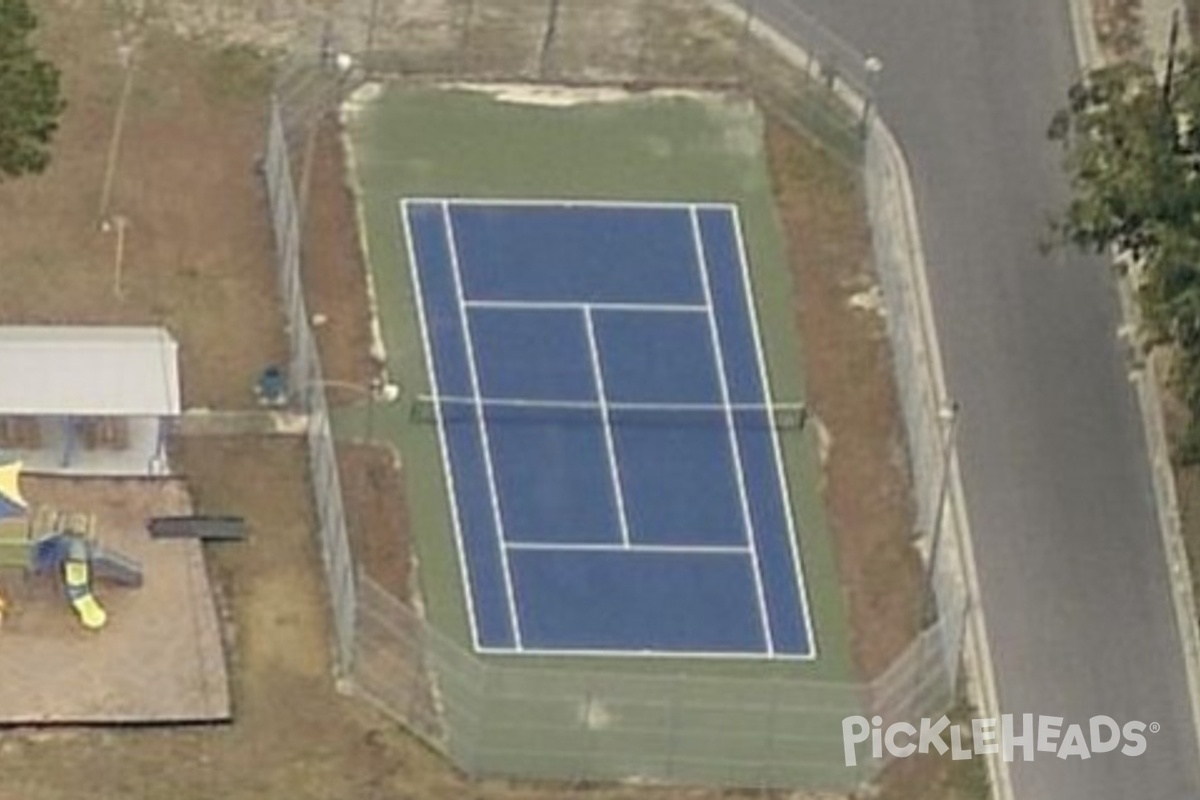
(403, 198), (815, 659)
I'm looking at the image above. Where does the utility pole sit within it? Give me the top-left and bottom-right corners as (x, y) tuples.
(861, 56), (883, 137)
(1163, 9), (1181, 114)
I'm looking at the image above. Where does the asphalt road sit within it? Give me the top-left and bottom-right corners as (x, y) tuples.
(754, 0), (1200, 797)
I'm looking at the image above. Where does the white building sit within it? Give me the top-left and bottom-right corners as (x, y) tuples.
(0, 326), (181, 475)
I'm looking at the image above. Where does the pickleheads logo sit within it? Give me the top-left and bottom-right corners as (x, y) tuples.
(842, 714), (1158, 767)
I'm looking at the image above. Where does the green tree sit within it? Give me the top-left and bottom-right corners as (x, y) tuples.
(1050, 55), (1200, 461)
(0, 0), (65, 178)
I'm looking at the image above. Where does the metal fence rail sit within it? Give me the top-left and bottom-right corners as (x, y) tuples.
(864, 120), (970, 694)
(264, 93), (357, 674)
(259, 0), (971, 791)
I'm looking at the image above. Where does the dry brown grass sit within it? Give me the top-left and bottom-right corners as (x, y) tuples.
(0, 1), (285, 409)
(764, 118), (987, 800)
(300, 116), (380, 393)
(765, 120), (922, 682)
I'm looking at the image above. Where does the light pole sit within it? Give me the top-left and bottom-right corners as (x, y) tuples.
(921, 400), (960, 629)
(860, 56), (883, 137)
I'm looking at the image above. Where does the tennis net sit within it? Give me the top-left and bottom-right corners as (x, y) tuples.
(410, 394), (807, 430)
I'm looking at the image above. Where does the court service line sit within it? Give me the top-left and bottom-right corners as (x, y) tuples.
(398, 200), (484, 651)
(504, 541), (751, 555)
(728, 207), (818, 659)
(582, 307), (633, 548)
(428, 394), (781, 415)
(690, 206), (776, 657)
(475, 643), (813, 661)
(409, 196), (740, 213)
(464, 299), (709, 314)
(441, 201), (525, 650)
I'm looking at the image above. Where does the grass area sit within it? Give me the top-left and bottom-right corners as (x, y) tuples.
(0, 1), (285, 409)
(764, 119), (922, 681)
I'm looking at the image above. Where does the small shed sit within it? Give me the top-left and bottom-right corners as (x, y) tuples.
(0, 326), (180, 475)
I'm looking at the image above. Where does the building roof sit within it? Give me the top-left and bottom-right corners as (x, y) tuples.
(0, 326), (180, 416)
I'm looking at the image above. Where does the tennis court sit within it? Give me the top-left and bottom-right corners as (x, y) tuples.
(403, 198), (814, 659)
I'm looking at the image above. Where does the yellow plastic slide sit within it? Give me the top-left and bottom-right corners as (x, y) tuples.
(63, 560), (107, 630)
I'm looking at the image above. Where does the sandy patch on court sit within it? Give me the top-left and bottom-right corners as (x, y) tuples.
(342, 81), (385, 121)
(451, 81), (713, 107)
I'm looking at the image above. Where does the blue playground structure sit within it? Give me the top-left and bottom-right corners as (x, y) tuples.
(0, 462), (143, 629)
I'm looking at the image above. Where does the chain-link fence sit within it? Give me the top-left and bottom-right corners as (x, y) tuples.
(263, 91), (357, 674)
(864, 119), (971, 697)
(261, 0), (870, 163)
(261, 0), (970, 791)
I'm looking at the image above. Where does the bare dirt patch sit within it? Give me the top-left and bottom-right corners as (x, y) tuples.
(766, 122), (987, 799)
(300, 115), (380, 393)
(297, 114), (416, 604)
(765, 120), (921, 680)
(0, 1), (284, 409)
(340, 443), (413, 601)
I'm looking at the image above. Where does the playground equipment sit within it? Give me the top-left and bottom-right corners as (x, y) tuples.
(0, 462), (143, 630)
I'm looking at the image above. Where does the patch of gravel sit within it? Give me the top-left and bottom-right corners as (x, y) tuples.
(121, 0), (744, 89)
(451, 81), (718, 107)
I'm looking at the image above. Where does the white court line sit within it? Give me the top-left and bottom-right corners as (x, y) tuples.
(399, 200), (485, 652)
(475, 643), (811, 661)
(505, 541), (750, 555)
(441, 201), (525, 651)
(428, 394), (781, 414)
(407, 196), (740, 213)
(464, 299), (708, 314)
(728, 206), (818, 660)
(583, 307), (632, 548)
(690, 206), (776, 657)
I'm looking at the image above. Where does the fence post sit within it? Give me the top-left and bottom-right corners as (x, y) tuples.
(457, 0), (476, 75)
(365, 0), (381, 61)
(537, 0), (562, 80)
(859, 55), (882, 136)
(738, 0), (755, 70)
